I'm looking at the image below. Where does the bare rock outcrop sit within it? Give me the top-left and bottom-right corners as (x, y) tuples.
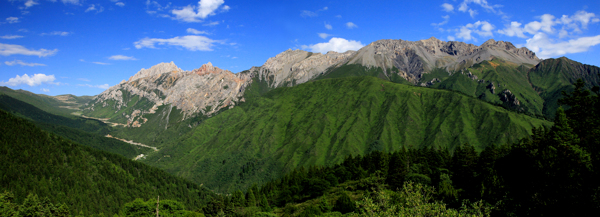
(346, 37), (540, 83)
(251, 49), (355, 88)
(84, 62), (251, 127)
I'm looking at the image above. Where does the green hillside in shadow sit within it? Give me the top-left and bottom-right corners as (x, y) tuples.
(142, 76), (550, 192)
(0, 109), (214, 216)
(0, 94), (150, 158)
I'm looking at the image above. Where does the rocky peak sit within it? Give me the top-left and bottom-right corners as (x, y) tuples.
(128, 61), (182, 82)
(192, 62), (230, 76)
(254, 49), (354, 88)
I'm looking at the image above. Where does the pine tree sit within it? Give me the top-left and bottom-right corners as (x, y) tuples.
(246, 189), (256, 207)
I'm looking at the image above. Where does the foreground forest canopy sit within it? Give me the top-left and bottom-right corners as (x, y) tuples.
(1, 79), (599, 216)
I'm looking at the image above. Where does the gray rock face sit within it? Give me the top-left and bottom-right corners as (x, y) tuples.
(251, 49), (355, 88)
(84, 62), (251, 126)
(346, 37), (540, 83)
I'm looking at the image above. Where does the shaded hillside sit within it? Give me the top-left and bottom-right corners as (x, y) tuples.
(0, 94), (149, 158)
(529, 57), (600, 118)
(142, 76), (550, 192)
(0, 87), (88, 117)
(0, 109), (214, 216)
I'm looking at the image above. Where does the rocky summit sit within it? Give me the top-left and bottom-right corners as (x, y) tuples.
(84, 62), (251, 127)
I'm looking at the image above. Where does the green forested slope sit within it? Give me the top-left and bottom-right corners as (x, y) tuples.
(0, 87), (88, 117)
(0, 109), (214, 216)
(0, 94), (150, 158)
(143, 76), (550, 192)
(528, 57), (600, 118)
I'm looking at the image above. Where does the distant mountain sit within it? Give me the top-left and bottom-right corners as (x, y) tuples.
(0, 109), (214, 216)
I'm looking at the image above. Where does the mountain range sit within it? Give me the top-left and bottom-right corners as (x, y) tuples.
(2, 37), (600, 195)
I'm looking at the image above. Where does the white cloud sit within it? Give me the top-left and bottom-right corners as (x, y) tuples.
(441, 3), (454, 12)
(447, 36), (456, 41)
(526, 33), (600, 59)
(335, 15), (342, 18)
(79, 84), (110, 89)
(301, 10), (317, 17)
(221, 5), (230, 12)
(346, 22), (358, 29)
(318, 33), (332, 39)
(109, 55), (137, 60)
(92, 62), (110, 65)
(0, 43), (58, 57)
(301, 37), (364, 53)
(0, 74), (56, 87)
(6, 17), (19, 24)
(497, 21), (527, 38)
(77, 78), (90, 82)
(134, 35), (222, 51)
(85, 4), (104, 13)
(455, 21), (495, 41)
(524, 14), (556, 34)
(494, 10), (600, 58)
(41, 88), (50, 93)
(324, 22), (332, 30)
(116, 2), (125, 7)
(41, 31), (70, 36)
(187, 28), (209, 35)
(61, 0), (80, 5)
(24, 0), (38, 8)
(203, 21), (220, 26)
(171, 0), (228, 23)
(0, 35), (24, 39)
(4, 60), (46, 66)
(458, 0), (499, 14)
(433, 15), (450, 26)
(468, 9), (477, 18)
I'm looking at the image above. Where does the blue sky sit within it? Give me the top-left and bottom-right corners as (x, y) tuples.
(1, 0), (599, 96)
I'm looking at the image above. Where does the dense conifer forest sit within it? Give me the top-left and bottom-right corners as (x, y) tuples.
(0, 109), (214, 216)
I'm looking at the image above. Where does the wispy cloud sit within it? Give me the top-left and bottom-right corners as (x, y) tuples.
(324, 22), (332, 30)
(108, 55), (137, 60)
(92, 62), (110, 65)
(187, 28), (209, 35)
(77, 78), (90, 82)
(441, 3), (454, 12)
(0, 74), (57, 86)
(41, 31), (71, 36)
(0, 43), (58, 57)
(85, 4), (104, 13)
(300, 6), (328, 18)
(134, 35), (222, 51)
(318, 33), (333, 39)
(41, 88), (50, 93)
(0, 35), (24, 39)
(115, 2), (125, 7)
(6, 17), (20, 24)
(4, 60), (46, 66)
(78, 84), (110, 89)
(203, 21), (220, 26)
(346, 22), (358, 29)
